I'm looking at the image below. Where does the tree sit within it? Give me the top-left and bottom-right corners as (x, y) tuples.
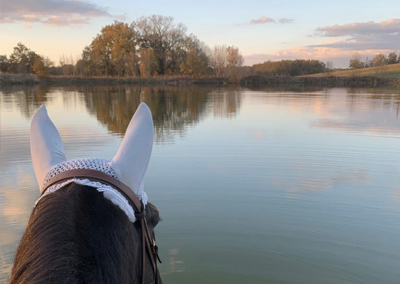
(210, 45), (228, 77)
(226, 46), (243, 68)
(349, 52), (365, 70)
(326, 60), (334, 75)
(59, 54), (75, 76)
(226, 46), (244, 81)
(32, 58), (46, 76)
(132, 15), (187, 75)
(8, 43), (41, 73)
(89, 21), (137, 76)
(138, 48), (158, 77)
(0, 55), (8, 72)
(371, 53), (387, 74)
(371, 53), (387, 67)
(33, 56), (53, 77)
(387, 52), (398, 64)
(252, 59), (325, 76)
(179, 35), (210, 77)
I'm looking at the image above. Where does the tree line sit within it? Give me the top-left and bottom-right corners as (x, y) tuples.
(349, 51), (399, 69)
(0, 43), (53, 76)
(6, 14), (386, 79)
(0, 16), (244, 79)
(251, 59), (326, 76)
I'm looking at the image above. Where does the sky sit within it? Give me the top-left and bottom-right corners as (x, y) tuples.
(0, 0), (399, 68)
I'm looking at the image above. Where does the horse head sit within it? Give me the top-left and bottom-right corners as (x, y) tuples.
(10, 103), (162, 284)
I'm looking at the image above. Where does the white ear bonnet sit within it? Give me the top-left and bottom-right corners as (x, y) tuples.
(31, 103), (154, 223)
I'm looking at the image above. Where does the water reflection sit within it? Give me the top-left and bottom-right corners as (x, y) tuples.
(83, 86), (208, 142)
(1, 85), (243, 143)
(0, 85), (49, 118)
(1, 86), (400, 284)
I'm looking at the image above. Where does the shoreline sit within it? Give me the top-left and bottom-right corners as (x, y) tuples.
(1, 73), (399, 88)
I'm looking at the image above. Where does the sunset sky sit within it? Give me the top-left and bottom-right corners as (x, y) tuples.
(0, 0), (399, 68)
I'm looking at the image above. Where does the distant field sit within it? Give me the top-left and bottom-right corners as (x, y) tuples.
(302, 63), (400, 78)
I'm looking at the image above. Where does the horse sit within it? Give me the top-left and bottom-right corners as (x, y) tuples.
(9, 103), (162, 284)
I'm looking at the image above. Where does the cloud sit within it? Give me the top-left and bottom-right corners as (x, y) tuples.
(43, 15), (91, 27)
(250, 16), (293, 25)
(315, 18), (400, 37)
(0, 0), (111, 26)
(312, 18), (400, 50)
(25, 23), (32, 29)
(250, 16), (275, 24)
(278, 18), (293, 24)
(244, 18), (399, 67)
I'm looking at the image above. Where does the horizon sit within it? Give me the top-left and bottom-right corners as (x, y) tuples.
(0, 0), (399, 68)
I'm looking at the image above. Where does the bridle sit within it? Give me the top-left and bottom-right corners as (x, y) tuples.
(42, 169), (161, 284)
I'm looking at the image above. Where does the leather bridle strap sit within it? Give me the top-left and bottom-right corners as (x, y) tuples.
(42, 169), (160, 284)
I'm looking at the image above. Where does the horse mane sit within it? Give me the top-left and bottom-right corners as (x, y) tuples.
(10, 183), (160, 284)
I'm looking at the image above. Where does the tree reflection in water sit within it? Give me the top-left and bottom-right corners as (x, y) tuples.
(0, 85), (243, 143)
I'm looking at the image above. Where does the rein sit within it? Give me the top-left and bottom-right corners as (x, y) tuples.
(42, 169), (161, 284)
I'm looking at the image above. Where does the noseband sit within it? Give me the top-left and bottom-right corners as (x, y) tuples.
(42, 169), (161, 284)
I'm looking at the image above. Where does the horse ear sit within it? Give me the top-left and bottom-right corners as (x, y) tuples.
(110, 103), (154, 201)
(30, 105), (67, 193)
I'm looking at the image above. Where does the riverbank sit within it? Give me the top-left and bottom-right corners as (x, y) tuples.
(240, 75), (400, 88)
(0, 73), (229, 86)
(1, 73), (399, 88)
(0, 73), (40, 85)
(303, 63), (400, 78)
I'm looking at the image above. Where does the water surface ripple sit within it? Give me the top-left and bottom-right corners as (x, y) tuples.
(1, 86), (399, 284)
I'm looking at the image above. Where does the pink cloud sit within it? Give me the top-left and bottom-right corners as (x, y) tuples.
(0, 0), (111, 26)
(316, 18), (400, 37)
(249, 16), (293, 25)
(244, 18), (399, 68)
(312, 18), (400, 50)
(250, 16), (275, 24)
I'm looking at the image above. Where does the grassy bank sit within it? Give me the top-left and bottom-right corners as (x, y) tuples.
(303, 63), (400, 78)
(240, 75), (400, 88)
(0, 73), (40, 85)
(0, 74), (229, 86)
(2, 72), (399, 88)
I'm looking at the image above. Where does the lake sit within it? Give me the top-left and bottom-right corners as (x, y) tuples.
(1, 85), (400, 284)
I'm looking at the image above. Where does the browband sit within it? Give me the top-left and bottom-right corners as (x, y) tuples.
(43, 169), (143, 216)
(42, 169), (160, 284)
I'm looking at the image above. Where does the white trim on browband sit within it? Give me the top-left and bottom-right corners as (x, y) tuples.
(37, 177), (148, 223)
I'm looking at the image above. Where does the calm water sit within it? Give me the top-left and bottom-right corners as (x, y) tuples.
(1, 85), (400, 284)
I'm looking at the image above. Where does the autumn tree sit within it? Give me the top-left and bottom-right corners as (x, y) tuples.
(32, 58), (46, 76)
(89, 21), (137, 76)
(32, 56), (53, 77)
(138, 48), (158, 77)
(371, 53), (387, 74)
(387, 52), (398, 64)
(349, 52), (365, 70)
(132, 15), (187, 75)
(371, 53), (387, 67)
(179, 35), (210, 77)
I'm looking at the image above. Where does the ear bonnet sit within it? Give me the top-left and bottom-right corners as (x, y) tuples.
(31, 103), (154, 223)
